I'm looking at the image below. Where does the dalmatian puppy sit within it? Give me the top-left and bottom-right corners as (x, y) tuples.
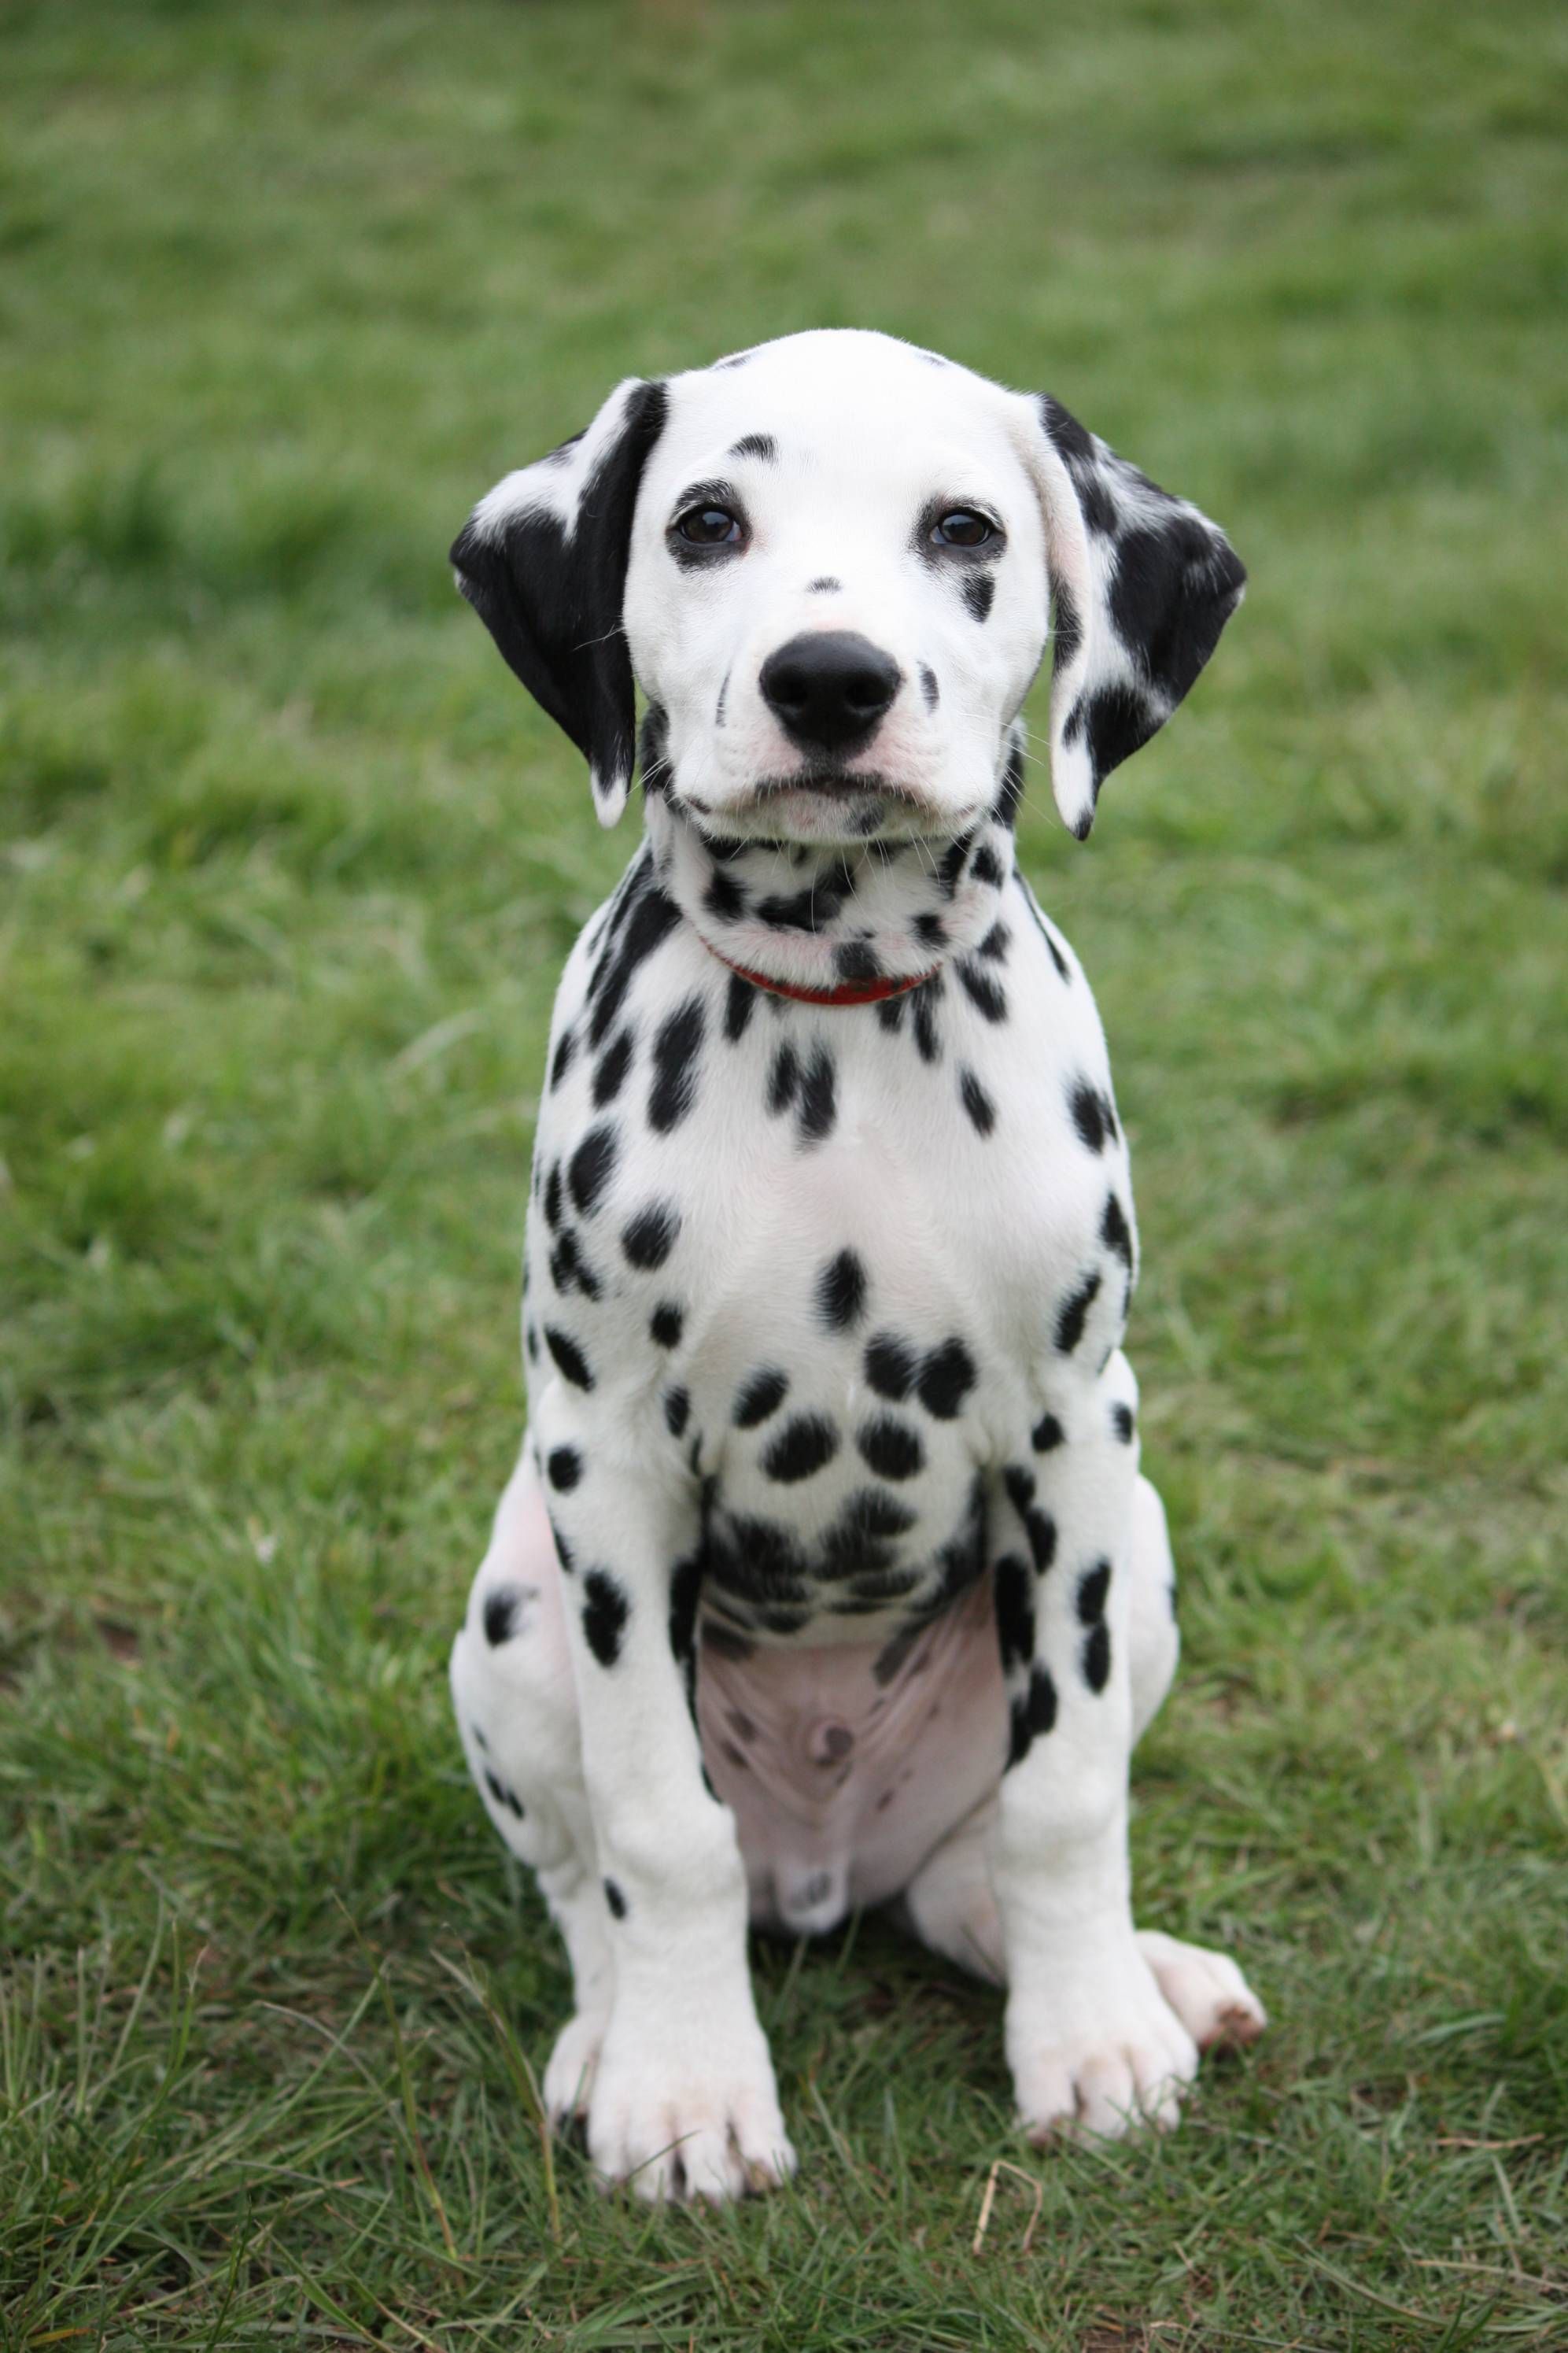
(447, 329), (1266, 2203)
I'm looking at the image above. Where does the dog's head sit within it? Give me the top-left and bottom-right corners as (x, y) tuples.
(452, 330), (1244, 844)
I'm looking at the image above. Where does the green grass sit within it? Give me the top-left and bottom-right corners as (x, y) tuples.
(2, 0), (1566, 2344)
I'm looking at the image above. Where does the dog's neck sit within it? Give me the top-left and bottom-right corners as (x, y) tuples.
(644, 743), (1023, 998)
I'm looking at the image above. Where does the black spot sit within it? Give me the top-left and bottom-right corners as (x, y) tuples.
(550, 1029), (576, 1091)
(550, 1520), (575, 1575)
(937, 835), (972, 897)
(1109, 513), (1246, 711)
(639, 699), (670, 785)
(586, 880), (683, 1050)
(543, 1161), (563, 1231)
(1052, 578), (1083, 668)
(918, 1337), (975, 1420)
(1003, 1468), (1057, 1571)
(992, 743), (1024, 826)
(865, 1333), (918, 1401)
(957, 959), (1007, 1023)
(972, 843), (1005, 888)
(581, 1569), (629, 1667)
(603, 1876), (627, 1919)
(1077, 1558), (1112, 1624)
(525, 1322), (540, 1362)
(807, 576), (842, 593)
(1068, 1080), (1113, 1154)
(648, 996), (706, 1133)
(914, 910), (946, 950)
(663, 1385), (691, 1438)
(958, 1066), (995, 1136)
(650, 1301), (684, 1348)
(546, 1446), (582, 1492)
(734, 1367), (789, 1427)
(569, 1123), (618, 1218)
(994, 1552), (1035, 1673)
(817, 1249), (868, 1329)
(725, 972), (757, 1041)
(1082, 1620), (1112, 1694)
(821, 1488), (918, 1575)
(484, 1586), (523, 1646)
(703, 863), (747, 924)
(1055, 1272), (1102, 1354)
(549, 1228), (602, 1302)
(1111, 1401), (1135, 1444)
(977, 922), (1011, 962)
(961, 572), (996, 624)
(1007, 1664), (1058, 1767)
(756, 885), (824, 931)
(622, 1199), (679, 1270)
(1101, 1193), (1133, 1268)
(919, 663), (939, 711)
(877, 991), (906, 1033)
(913, 981), (942, 1065)
(857, 1417), (924, 1481)
(729, 432), (777, 462)
(767, 1042), (799, 1114)
(592, 1029), (634, 1107)
(544, 1325), (594, 1389)
(798, 1046), (836, 1143)
(1039, 393), (1096, 468)
(834, 940), (881, 984)
(485, 1768), (524, 1819)
(1079, 468), (1120, 537)
(1084, 682), (1162, 786)
(668, 1553), (702, 1671)
(1031, 1411), (1065, 1453)
(762, 1413), (839, 1483)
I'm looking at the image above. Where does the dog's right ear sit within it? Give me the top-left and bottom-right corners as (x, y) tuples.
(450, 377), (668, 827)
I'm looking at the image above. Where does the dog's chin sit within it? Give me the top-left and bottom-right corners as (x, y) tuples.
(692, 773), (969, 849)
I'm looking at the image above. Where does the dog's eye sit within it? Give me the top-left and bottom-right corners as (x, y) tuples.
(931, 510), (995, 549)
(675, 505), (743, 546)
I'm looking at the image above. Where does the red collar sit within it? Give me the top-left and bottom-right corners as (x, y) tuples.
(708, 947), (939, 1008)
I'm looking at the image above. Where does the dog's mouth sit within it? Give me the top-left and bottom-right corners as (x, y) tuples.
(695, 770), (953, 845)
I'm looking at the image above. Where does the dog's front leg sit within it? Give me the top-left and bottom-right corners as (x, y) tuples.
(535, 1391), (795, 2203)
(991, 1352), (1198, 2141)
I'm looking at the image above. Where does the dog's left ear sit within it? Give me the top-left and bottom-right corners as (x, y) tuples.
(1020, 394), (1246, 839)
(450, 377), (669, 827)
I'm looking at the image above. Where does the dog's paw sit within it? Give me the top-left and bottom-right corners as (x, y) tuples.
(543, 2009), (608, 2126)
(1007, 1940), (1199, 2141)
(586, 2012), (796, 2203)
(1135, 1929), (1267, 2052)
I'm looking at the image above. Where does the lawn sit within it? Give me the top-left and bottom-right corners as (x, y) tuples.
(2, 1), (1566, 2345)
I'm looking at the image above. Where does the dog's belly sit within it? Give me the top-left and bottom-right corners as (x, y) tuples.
(695, 1575), (1007, 1934)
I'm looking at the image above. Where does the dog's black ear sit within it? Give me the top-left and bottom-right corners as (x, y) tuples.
(450, 377), (669, 826)
(1024, 395), (1245, 838)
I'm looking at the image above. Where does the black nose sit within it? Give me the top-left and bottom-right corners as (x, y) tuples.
(758, 631), (902, 753)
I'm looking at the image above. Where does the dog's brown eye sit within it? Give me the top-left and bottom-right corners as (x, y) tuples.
(932, 510), (994, 549)
(676, 505), (743, 545)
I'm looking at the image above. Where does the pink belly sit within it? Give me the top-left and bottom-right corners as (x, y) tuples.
(696, 1576), (1008, 1934)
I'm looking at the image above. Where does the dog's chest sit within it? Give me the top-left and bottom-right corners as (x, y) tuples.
(526, 861), (1129, 1647)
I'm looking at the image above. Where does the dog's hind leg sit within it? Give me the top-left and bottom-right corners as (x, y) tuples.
(450, 1444), (613, 2122)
